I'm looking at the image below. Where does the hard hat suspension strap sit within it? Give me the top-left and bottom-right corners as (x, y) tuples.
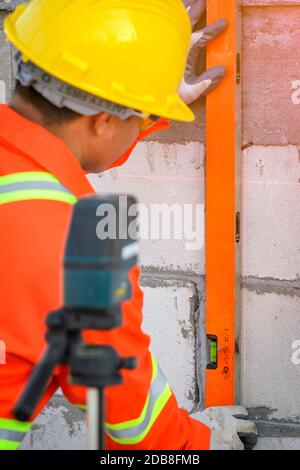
(14, 52), (150, 120)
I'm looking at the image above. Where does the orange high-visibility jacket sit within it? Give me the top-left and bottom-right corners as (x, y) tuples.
(0, 104), (211, 450)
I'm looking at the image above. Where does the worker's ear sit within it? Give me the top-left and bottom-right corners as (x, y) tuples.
(92, 112), (113, 138)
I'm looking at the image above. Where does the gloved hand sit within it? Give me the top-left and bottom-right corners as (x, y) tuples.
(182, 0), (206, 29)
(180, 1), (228, 105)
(191, 406), (258, 450)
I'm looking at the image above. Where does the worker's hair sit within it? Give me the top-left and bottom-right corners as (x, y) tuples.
(14, 81), (81, 126)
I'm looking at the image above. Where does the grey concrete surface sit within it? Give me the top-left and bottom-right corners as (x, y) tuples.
(254, 437), (300, 450)
(20, 395), (300, 450)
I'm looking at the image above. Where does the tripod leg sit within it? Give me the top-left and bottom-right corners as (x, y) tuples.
(87, 388), (105, 450)
(14, 344), (63, 421)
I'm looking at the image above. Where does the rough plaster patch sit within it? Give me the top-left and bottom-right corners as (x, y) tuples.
(21, 396), (86, 450)
(242, 276), (300, 297)
(248, 406), (279, 421)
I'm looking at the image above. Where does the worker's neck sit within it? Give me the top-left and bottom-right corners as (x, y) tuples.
(9, 94), (83, 164)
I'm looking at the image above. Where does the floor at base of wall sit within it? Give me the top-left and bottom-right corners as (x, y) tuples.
(20, 395), (300, 450)
(255, 438), (300, 450)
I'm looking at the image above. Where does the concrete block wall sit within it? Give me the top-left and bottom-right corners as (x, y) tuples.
(88, 0), (300, 423)
(88, 140), (207, 413)
(240, 1), (300, 422)
(1, 0), (300, 449)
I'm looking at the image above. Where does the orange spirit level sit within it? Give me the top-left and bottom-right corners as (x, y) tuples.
(205, 0), (242, 407)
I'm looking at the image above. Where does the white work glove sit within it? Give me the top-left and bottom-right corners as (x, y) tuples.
(180, 1), (228, 105)
(191, 406), (258, 450)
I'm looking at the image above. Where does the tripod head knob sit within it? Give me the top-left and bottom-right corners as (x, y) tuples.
(122, 357), (137, 370)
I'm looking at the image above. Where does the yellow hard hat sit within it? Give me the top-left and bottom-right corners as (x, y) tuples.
(5, 0), (194, 122)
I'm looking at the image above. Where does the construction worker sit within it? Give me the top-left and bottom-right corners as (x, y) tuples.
(0, 0), (257, 450)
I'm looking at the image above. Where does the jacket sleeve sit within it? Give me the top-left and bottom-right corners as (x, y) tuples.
(57, 266), (211, 450)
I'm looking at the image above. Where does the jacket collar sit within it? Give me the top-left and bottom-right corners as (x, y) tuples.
(0, 104), (94, 198)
